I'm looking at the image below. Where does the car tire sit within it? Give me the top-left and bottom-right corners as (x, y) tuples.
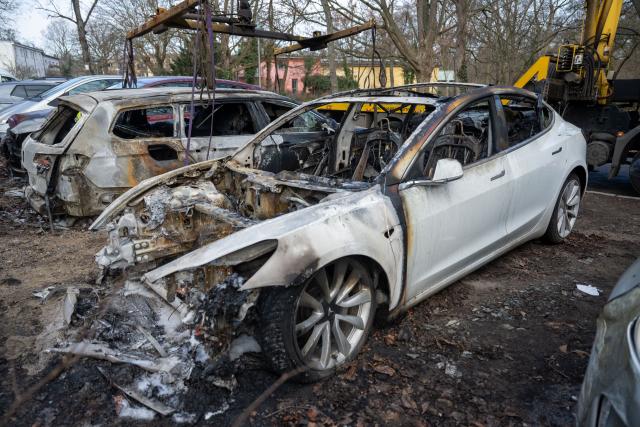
(259, 258), (377, 382)
(543, 173), (582, 244)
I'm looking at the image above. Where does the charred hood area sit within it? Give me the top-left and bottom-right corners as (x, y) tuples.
(96, 160), (372, 273)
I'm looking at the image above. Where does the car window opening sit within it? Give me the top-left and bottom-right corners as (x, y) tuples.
(113, 106), (175, 140)
(184, 103), (256, 137)
(255, 101), (436, 183)
(34, 105), (82, 146)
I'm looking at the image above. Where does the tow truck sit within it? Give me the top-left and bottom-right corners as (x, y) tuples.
(515, 0), (640, 193)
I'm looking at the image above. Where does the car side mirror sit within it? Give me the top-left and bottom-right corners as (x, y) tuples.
(47, 98), (60, 107)
(399, 158), (464, 191)
(432, 158), (463, 183)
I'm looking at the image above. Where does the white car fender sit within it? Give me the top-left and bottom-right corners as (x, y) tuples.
(143, 185), (406, 310)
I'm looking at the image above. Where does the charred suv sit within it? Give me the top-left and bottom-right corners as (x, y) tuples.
(91, 83), (588, 381)
(21, 87), (296, 217)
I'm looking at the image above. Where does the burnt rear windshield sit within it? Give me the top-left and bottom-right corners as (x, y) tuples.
(34, 105), (82, 145)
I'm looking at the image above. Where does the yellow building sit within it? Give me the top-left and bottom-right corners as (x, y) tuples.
(330, 62), (453, 89)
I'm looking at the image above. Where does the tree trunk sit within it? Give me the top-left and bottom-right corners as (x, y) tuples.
(321, 0), (337, 92)
(72, 0), (93, 74)
(453, 0), (469, 81)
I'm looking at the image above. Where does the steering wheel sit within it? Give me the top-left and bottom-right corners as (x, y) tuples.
(423, 137), (481, 177)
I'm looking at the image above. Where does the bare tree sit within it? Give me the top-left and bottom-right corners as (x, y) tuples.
(98, 0), (179, 76)
(321, 0), (338, 91)
(38, 0), (99, 74)
(43, 20), (80, 76)
(0, 0), (18, 40)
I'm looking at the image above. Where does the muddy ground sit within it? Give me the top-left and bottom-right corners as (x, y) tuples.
(0, 160), (638, 426)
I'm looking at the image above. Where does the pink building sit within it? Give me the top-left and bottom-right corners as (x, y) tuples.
(258, 57), (322, 94)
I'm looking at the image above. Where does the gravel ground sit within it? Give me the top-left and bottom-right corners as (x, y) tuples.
(1, 161), (638, 427)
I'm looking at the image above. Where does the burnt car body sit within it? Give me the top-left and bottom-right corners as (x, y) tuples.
(21, 87), (297, 217)
(1, 109), (52, 173)
(90, 83), (588, 380)
(577, 259), (640, 427)
(0, 75), (122, 139)
(3, 78), (261, 174)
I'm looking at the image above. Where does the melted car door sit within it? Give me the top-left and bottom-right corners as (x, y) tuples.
(400, 99), (514, 303)
(106, 105), (186, 188)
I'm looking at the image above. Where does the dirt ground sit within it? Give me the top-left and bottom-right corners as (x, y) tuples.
(1, 159), (639, 426)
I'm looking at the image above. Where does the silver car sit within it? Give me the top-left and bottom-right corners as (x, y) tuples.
(577, 259), (640, 427)
(21, 87), (297, 217)
(0, 75), (121, 138)
(90, 84), (588, 381)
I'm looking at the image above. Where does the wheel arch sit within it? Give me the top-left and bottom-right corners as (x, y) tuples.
(610, 125), (640, 177)
(570, 164), (588, 194)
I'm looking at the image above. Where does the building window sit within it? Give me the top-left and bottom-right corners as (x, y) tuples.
(291, 79), (298, 93)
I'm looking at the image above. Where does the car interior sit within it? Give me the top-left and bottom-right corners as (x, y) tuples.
(418, 100), (492, 179)
(113, 107), (175, 139)
(254, 101), (436, 182)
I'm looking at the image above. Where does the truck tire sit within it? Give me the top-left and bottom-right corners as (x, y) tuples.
(630, 152), (640, 195)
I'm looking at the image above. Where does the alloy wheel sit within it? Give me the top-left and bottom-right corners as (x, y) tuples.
(294, 259), (373, 371)
(557, 178), (581, 238)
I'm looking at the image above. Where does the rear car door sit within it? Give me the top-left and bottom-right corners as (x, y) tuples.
(108, 105), (186, 186)
(400, 97), (515, 302)
(498, 96), (565, 238)
(24, 85), (54, 98)
(180, 101), (262, 162)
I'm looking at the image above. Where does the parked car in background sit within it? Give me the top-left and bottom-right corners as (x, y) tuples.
(1, 109), (52, 173)
(90, 83), (588, 381)
(0, 78), (66, 111)
(0, 68), (16, 82)
(0, 75), (121, 138)
(107, 76), (261, 90)
(577, 258), (640, 427)
(22, 87), (297, 216)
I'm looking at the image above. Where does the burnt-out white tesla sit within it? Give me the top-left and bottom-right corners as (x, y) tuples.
(91, 83), (587, 381)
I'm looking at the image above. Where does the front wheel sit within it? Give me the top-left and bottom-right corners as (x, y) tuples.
(543, 173), (581, 244)
(259, 258), (376, 382)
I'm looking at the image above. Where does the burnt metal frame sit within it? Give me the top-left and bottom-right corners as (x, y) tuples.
(126, 0), (375, 56)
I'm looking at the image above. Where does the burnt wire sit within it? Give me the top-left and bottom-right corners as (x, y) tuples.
(204, 1), (217, 160)
(184, 1), (203, 166)
(121, 39), (137, 89)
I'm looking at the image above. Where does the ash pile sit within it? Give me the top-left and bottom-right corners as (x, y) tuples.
(48, 273), (262, 422)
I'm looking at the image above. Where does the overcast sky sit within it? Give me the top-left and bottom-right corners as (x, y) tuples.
(13, 1), (62, 51)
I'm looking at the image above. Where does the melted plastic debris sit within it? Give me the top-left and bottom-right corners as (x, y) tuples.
(229, 334), (261, 361)
(205, 402), (230, 419)
(52, 275), (261, 419)
(114, 395), (156, 421)
(172, 412), (198, 424)
(142, 186), (172, 230)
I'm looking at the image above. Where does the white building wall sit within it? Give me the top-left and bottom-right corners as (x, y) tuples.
(0, 41), (59, 78)
(0, 41), (17, 74)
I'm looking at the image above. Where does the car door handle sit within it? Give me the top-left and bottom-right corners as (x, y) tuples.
(490, 170), (505, 181)
(552, 147), (562, 155)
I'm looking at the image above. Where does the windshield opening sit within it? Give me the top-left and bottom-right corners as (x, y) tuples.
(251, 100), (436, 182)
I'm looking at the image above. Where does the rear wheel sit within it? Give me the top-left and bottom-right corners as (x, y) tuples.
(543, 173), (581, 243)
(259, 258), (376, 382)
